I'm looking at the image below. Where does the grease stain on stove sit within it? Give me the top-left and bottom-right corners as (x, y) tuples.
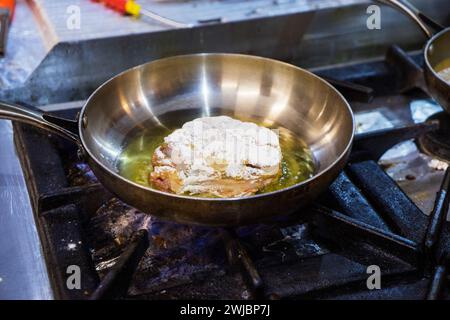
(262, 225), (329, 262)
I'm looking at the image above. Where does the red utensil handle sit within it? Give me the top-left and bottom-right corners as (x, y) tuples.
(92, 0), (141, 16)
(0, 0), (15, 20)
(92, 0), (128, 14)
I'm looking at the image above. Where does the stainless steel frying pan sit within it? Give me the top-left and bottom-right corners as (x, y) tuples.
(0, 54), (354, 226)
(377, 0), (450, 113)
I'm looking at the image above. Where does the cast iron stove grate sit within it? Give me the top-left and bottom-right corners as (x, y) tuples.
(11, 48), (450, 300)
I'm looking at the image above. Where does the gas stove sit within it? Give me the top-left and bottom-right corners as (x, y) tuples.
(10, 46), (450, 300)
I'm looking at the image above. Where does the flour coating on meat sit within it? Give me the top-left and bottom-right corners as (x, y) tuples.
(150, 116), (282, 197)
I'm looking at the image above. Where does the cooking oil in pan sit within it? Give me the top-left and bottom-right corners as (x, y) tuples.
(117, 110), (315, 196)
(435, 58), (450, 83)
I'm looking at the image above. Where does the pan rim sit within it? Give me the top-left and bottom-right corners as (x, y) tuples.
(78, 53), (355, 202)
(424, 27), (450, 85)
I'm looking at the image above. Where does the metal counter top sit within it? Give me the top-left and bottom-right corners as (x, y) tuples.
(0, 120), (53, 299)
(0, 0), (52, 299)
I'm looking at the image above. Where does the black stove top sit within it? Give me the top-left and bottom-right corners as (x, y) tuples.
(12, 47), (450, 300)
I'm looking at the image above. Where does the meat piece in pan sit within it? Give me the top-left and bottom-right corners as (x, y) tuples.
(150, 116), (282, 198)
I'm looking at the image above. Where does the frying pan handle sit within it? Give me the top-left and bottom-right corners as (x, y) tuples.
(375, 0), (445, 38)
(0, 101), (81, 146)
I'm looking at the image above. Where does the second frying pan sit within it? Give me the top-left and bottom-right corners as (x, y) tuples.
(377, 0), (450, 113)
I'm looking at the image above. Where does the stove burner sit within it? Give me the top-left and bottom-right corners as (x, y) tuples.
(418, 112), (450, 162)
